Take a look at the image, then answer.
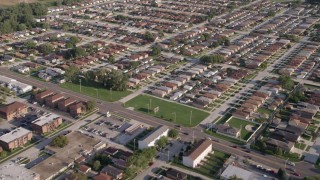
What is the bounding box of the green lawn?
[227,118,258,140]
[60,80,131,102]
[307,125,318,133]
[257,108,273,115]
[124,95,209,127]
[173,150,230,178]
[205,130,245,145]
[294,143,306,150]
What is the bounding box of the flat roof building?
[31,131,103,180]
[31,113,63,134]
[221,165,258,180]
[0,162,40,180]
[138,125,169,149]
[183,139,213,168]
[0,127,32,151]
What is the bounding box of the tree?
[277,168,288,180]
[278,75,294,90]
[39,43,54,55]
[152,45,161,56]
[108,55,115,64]
[200,54,224,64]
[267,10,276,17]
[25,41,37,49]
[275,147,283,156]
[168,129,179,139]
[103,70,128,91]
[74,47,86,58]
[93,153,112,166]
[155,136,168,149]
[50,135,68,148]
[86,100,96,112]
[92,160,101,171]
[64,66,80,82]
[69,36,80,47]
[144,31,155,42]
[129,61,140,69]
[260,62,268,69]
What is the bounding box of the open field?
[124,95,210,127]
[60,80,132,102]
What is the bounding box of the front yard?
[227,117,259,140]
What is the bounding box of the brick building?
[0,127,32,151]
[0,101,28,121]
[31,114,63,134]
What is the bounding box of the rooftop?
[0,127,31,143]
[139,125,169,144]
[31,131,101,179]
[31,113,61,126]
[221,165,259,180]
[0,101,27,114]
[184,139,212,160]
[0,162,39,180]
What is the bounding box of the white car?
[287,161,295,167]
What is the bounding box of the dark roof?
[165,168,187,180]
[101,165,123,178]
[266,138,294,152]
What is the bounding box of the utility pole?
[133,139,136,151]
[110,88,112,101]
[79,79,82,92]
[189,110,192,126]
[172,112,176,123]
[147,104,150,113]
[149,99,152,110]
[167,150,170,162]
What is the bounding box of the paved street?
[1,68,319,177]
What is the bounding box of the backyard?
[60,80,132,102]
[227,117,259,140]
[124,95,209,127]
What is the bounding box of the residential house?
[101,165,123,180]
[165,168,187,180]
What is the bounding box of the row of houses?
[279,43,319,77]
[34,90,87,117]
[233,87,273,120]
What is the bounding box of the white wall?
[138,129,169,149]
[182,144,213,168]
